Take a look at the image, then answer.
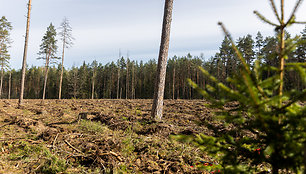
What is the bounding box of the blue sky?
[1,0,305,69]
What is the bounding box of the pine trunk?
[42,68,49,100]
[19,0,31,105]
[135,70,138,99]
[151,0,174,121]
[73,70,78,98]
[117,68,120,99]
[42,52,50,100]
[117,51,121,99]
[0,65,3,98]
[91,68,95,99]
[120,87,122,99]
[8,72,11,99]
[189,66,192,99]
[126,61,129,99]
[172,66,175,100]
[110,72,113,99]
[103,75,106,98]
[59,35,66,99]
[279,1,285,97]
[132,63,135,99]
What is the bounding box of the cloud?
[2,0,306,69]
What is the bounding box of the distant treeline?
[1,29,305,99]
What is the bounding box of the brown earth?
[0,99,217,174]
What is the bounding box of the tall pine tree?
[0,16,12,98]
[19,0,32,105]
[38,23,58,100]
[58,17,74,99]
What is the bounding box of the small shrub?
[38,155,68,174]
[79,120,106,134]
[8,141,68,174]
[9,141,43,160]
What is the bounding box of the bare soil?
[0,99,216,174]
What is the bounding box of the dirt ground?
[0,99,217,174]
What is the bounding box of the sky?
[0,0,305,69]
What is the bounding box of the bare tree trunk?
[43,67,49,100]
[0,65,3,98]
[73,70,78,98]
[42,52,50,100]
[151,0,174,122]
[117,68,120,99]
[126,57,129,99]
[222,59,226,82]
[132,62,135,99]
[110,72,114,99]
[8,72,11,99]
[189,65,192,99]
[91,68,95,99]
[183,84,186,99]
[117,50,121,99]
[19,0,31,105]
[135,69,138,99]
[15,85,18,98]
[172,66,175,100]
[59,36,66,99]
[120,87,122,99]
[196,69,199,85]
[168,81,171,99]
[103,75,106,98]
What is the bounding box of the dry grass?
[0,99,214,173]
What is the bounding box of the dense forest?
[0,27,305,100]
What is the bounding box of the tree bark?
[131,62,135,99]
[117,68,120,99]
[59,35,66,99]
[8,71,11,99]
[73,70,78,98]
[188,65,192,99]
[19,0,31,105]
[126,58,129,99]
[151,0,174,122]
[42,67,48,100]
[42,51,50,100]
[117,50,121,99]
[0,65,3,98]
[110,72,114,99]
[120,87,122,99]
[172,66,175,100]
[279,0,285,98]
[91,67,95,99]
